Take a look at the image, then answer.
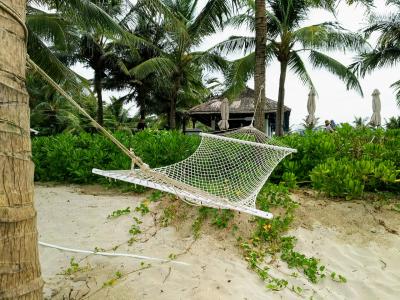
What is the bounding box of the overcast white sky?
[74,0,399,128]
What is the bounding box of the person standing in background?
[325,120,334,132]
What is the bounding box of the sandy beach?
[35,184,400,300]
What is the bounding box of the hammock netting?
[26,58,295,220]
[93,126,296,219]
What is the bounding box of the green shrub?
[32,130,200,184]
[310,158,399,199]
[32,127,399,197]
[273,126,400,195]
[280,172,297,189]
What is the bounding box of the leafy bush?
[386,116,400,129]
[33,126,399,197]
[274,125,400,195]
[32,130,200,184]
[310,158,398,199]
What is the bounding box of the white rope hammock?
[93,126,296,219]
[28,59,296,220]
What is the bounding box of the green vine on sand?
[239,183,346,291]
[107,207,131,219]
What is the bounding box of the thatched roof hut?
[188,87,291,135]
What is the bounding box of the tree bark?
[0,0,44,298]
[276,60,288,136]
[169,78,180,130]
[136,85,146,119]
[169,96,176,129]
[140,108,146,120]
[254,0,267,131]
[94,69,104,126]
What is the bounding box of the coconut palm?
[352,0,400,106]
[353,116,369,128]
[27,0,160,126]
[26,0,145,86]
[386,116,400,129]
[251,0,336,131]
[0,1,154,296]
[127,0,237,129]
[254,0,267,131]
[28,74,98,134]
[0,0,44,297]
[215,0,365,135]
[103,7,168,121]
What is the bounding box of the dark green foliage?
[33,127,399,198]
[311,158,398,199]
[32,129,200,184]
[273,125,400,197]
[386,116,400,129]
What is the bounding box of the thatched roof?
[189,87,291,115]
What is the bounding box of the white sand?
[35,185,400,299]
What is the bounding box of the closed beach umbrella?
[305,88,316,126]
[370,89,381,127]
[218,98,230,130]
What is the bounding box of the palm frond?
[309,50,363,96]
[129,57,175,80]
[28,28,90,94]
[294,22,367,52]
[390,79,400,107]
[35,0,151,49]
[224,52,255,99]
[288,52,315,89]
[210,36,256,55]
[364,10,400,46]
[351,46,400,75]
[26,8,75,51]
[225,4,255,31]
[306,0,336,12]
[191,51,228,72]
[189,0,241,39]
[268,0,309,30]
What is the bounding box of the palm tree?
[254,0,267,131]
[78,33,119,126]
[26,0,154,126]
[352,0,400,106]
[353,116,369,128]
[28,74,97,134]
[0,1,43,298]
[0,1,148,296]
[386,116,400,129]
[216,0,365,135]
[104,7,168,121]
[130,0,236,129]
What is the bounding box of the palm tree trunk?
[169,97,176,129]
[0,0,43,298]
[254,0,267,131]
[276,60,288,136]
[169,78,180,130]
[137,85,146,119]
[140,108,146,119]
[94,69,104,125]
